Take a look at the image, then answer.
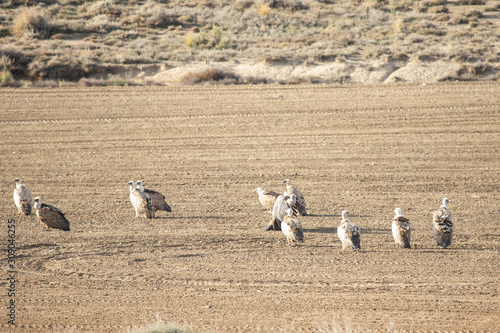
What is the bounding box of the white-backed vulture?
[337,210,361,250]
[33,197,70,231]
[13,178,33,215]
[433,198,453,248]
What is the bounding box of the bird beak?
[253,188,257,192]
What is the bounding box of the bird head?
[341,210,350,222]
[394,208,403,218]
[282,179,291,185]
[441,197,451,208]
[253,187,262,193]
[14,178,21,187]
[33,197,41,209]
[285,194,296,207]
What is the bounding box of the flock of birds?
[253,179,454,249]
[13,177,454,249]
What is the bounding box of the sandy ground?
[0,82,499,332]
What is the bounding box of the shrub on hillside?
[185,24,231,50]
[11,7,53,38]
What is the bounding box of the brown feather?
[36,203,70,231]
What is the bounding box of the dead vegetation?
[0,0,498,86]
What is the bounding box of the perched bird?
[392,208,411,249]
[136,180,172,213]
[263,194,297,231]
[253,187,280,213]
[433,198,453,248]
[337,210,361,250]
[13,178,33,215]
[33,197,70,231]
[128,181,154,219]
[282,179,307,216]
[281,208,304,246]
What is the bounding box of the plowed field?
[0,82,499,332]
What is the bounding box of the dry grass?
[179,67,238,85]
[11,7,53,38]
[0,0,498,85]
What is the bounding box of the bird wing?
[259,191,279,211]
[145,189,171,212]
[38,204,70,231]
[395,216,411,231]
[263,190,280,197]
[433,207,452,222]
[272,195,289,223]
[143,188,165,199]
[349,222,360,236]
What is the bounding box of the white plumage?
[433,198,453,248]
[13,178,33,215]
[337,210,361,250]
[392,208,411,248]
[128,181,154,219]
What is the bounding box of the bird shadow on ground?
[304,227,335,234]
[304,214,337,217]
[363,228,391,235]
[306,213,374,219]
[18,242,57,250]
[154,216,228,220]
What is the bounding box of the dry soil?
[0,82,499,332]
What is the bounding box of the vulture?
[136,180,172,213]
[128,181,154,219]
[282,179,307,216]
[433,198,453,248]
[33,197,70,231]
[13,178,33,215]
[337,210,361,250]
[253,187,280,213]
[263,194,297,231]
[392,208,411,248]
[281,208,304,246]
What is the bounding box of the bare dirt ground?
[0,82,499,332]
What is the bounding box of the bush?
[185,24,231,50]
[0,70,13,87]
[256,2,271,16]
[180,67,238,85]
[11,7,52,38]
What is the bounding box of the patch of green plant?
[185,24,231,50]
[0,70,13,87]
